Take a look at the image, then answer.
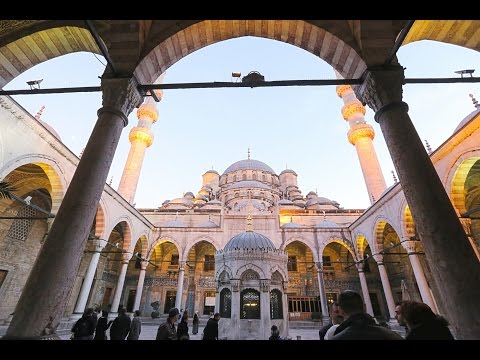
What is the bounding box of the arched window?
[240,288,260,319]
[220,288,232,318]
[262,174,266,182]
[233,175,237,182]
[252,172,257,180]
[270,289,283,319]
[242,173,247,180]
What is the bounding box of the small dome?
[316,220,339,228]
[454,109,480,133]
[279,169,297,176]
[40,121,62,140]
[278,198,294,205]
[184,192,195,199]
[223,159,276,175]
[224,231,276,251]
[306,191,317,197]
[205,169,219,175]
[197,218,219,228]
[282,221,303,228]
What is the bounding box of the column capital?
[260,279,270,292]
[92,238,107,252]
[355,261,365,272]
[231,279,240,292]
[140,260,149,270]
[315,262,323,272]
[354,65,405,114]
[99,76,143,126]
[372,253,384,264]
[402,240,418,254]
[121,252,131,264]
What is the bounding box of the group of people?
[71,307,142,340]
[155,308,221,340]
[318,290,454,340]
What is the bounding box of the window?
[170,254,179,265]
[322,256,332,267]
[6,206,36,241]
[242,173,246,180]
[270,289,283,319]
[252,172,257,180]
[262,174,266,181]
[326,292,338,305]
[233,175,237,182]
[203,255,215,271]
[287,256,297,271]
[220,288,231,318]
[241,289,260,319]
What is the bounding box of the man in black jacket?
[202,313,221,340]
[331,290,403,340]
[319,302,340,340]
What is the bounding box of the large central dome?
[222,159,276,175]
[224,231,276,251]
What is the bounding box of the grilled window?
[220,288,232,318]
[270,289,283,319]
[240,289,260,319]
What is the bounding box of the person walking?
[400,301,454,340]
[109,307,131,340]
[202,313,221,340]
[156,307,179,340]
[319,302,340,340]
[127,310,142,340]
[71,307,97,340]
[177,310,190,340]
[94,310,113,340]
[192,311,199,335]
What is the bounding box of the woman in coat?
[177,310,190,340]
[192,311,199,335]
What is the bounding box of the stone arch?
[185,235,221,255]
[402,203,416,241]
[106,217,133,253]
[269,265,287,283]
[0,24,100,88]
[447,152,480,215]
[235,263,266,279]
[0,155,66,215]
[282,237,318,262]
[131,234,149,261]
[319,238,356,260]
[215,266,233,282]
[147,236,181,260]
[134,20,366,85]
[94,199,107,240]
[355,234,371,260]
[373,217,402,253]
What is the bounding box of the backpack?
[73,317,90,337]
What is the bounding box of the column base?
[69,313,83,321]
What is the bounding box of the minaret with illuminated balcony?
[118,84,161,204]
[336,73,386,204]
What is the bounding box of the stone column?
[356,262,374,316]
[5,76,142,339]
[260,280,271,340]
[71,238,107,318]
[110,253,131,315]
[402,241,438,312]
[356,65,480,339]
[372,254,396,320]
[133,260,148,312]
[315,263,329,321]
[174,262,186,310]
[230,280,240,340]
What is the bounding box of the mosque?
[0,20,479,340]
[1,79,479,339]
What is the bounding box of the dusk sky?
[4,36,480,209]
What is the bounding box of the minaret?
[335,71,386,204]
[117,75,163,203]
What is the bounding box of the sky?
[3,36,480,210]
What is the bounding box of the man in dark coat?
[330,290,403,340]
[202,313,221,340]
[109,307,131,340]
[400,301,454,340]
[127,310,142,340]
[71,307,97,340]
[156,307,179,340]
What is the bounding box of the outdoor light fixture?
[232,72,241,78]
[26,79,43,89]
[455,69,475,78]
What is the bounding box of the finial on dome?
[247,147,250,160]
[246,213,254,232]
[470,93,480,109]
[323,210,326,222]
[35,105,45,120]
[109,176,113,186]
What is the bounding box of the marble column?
[356,65,480,338]
[174,262,185,310]
[230,280,240,340]
[260,280,271,340]
[315,263,329,320]
[403,241,438,313]
[110,253,131,315]
[373,254,396,320]
[133,260,148,312]
[5,76,142,339]
[71,238,108,318]
[356,262,374,316]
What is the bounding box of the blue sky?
[4,37,480,209]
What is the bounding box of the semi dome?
[223,159,276,175]
[225,180,271,190]
[224,231,276,251]
[316,220,339,228]
[453,109,480,133]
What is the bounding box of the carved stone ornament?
[231,279,240,292]
[100,77,143,124]
[354,65,405,113]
